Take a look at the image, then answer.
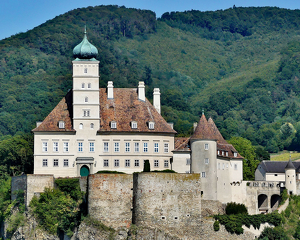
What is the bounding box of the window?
[58,121,65,129]
[53,142,59,152]
[104,159,109,167]
[201,172,206,178]
[63,142,69,152]
[226,163,229,168]
[114,159,119,167]
[218,163,220,169]
[148,121,155,129]
[186,158,190,165]
[85,97,88,102]
[217,150,220,155]
[82,83,85,88]
[84,68,87,73]
[164,160,169,168]
[53,159,59,167]
[226,151,228,156]
[114,142,119,152]
[83,110,90,117]
[78,142,83,152]
[79,123,83,129]
[42,142,48,152]
[104,142,109,152]
[125,142,130,152]
[154,160,159,167]
[125,159,130,167]
[164,143,169,153]
[88,83,91,88]
[205,158,209,164]
[223,163,225,170]
[90,123,94,129]
[111,121,117,129]
[154,142,159,153]
[205,143,209,150]
[143,142,148,152]
[43,159,48,167]
[234,164,238,170]
[89,142,94,152]
[64,159,69,167]
[222,151,224,155]
[134,142,139,152]
[134,159,139,167]
[131,121,137,129]
[234,152,237,157]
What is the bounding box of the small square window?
[64,159,69,167]
[58,121,65,129]
[186,158,190,165]
[154,160,159,167]
[148,122,155,129]
[104,159,109,167]
[204,143,209,150]
[53,159,59,167]
[114,142,119,152]
[131,121,137,129]
[154,142,159,153]
[125,159,130,167]
[164,160,169,168]
[83,110,90,117]
[205,158,209,164]
[201,172,206,178]
[43,159,48,167]
[134,159,139,167]
[114,159,119,167]
[111,121,117,129]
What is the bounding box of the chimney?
[107,81,114,99]
[153,88,161,114]
[138,81,145,101]
[193,122,198,132]
[167,122,174,129]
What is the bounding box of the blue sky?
[1,0,300,40]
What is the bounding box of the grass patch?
[270,151,300,161]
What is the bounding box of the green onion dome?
[73,28,98,60]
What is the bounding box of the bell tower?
[72,28,100,132]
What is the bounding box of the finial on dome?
[202,109,204,115]
[73,26,98,60]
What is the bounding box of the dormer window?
[131,121,137,129]
[58,121,65,129]
[226,151,228,157]
[234,152,237,157]
[111,121,117,129]
[148,121,155,129]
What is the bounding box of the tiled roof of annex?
[32,88,176,134]
[174,137,190,151]
[191,113,243,159]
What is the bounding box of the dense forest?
[1,5,300,175]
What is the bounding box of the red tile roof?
[174,137,190,151]
[33,88,176,135]
[191,114,215,140]
[32,91,74,132]
[98,88,176,134]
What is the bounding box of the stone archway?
[80,165,90,177]
[258,194,268,210]
[271,194,281,209]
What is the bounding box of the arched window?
[90,123,94,129]
[79,123,83,129]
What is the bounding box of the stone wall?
[133,172,201,239]
[201,200,225,217]
[11,174,54,208]
[88,174,133,229]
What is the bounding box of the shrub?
[294,221,300,239]
[225,202,248,215]
[280,189,288,206]
[55,178,84,201]
[259,226,288,240]
[96,170,126,174]
[213,220,220,231]
[152,169,177,173]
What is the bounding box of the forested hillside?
[1,5,300,171]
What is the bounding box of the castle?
[10,29,300,238]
